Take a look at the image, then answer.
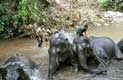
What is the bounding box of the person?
[76,24,88,36]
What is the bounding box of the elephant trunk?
[48,48,59,80]
[76,44,92,73]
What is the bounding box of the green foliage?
[100,0,123,12]
[0,0,49,39]
[0,1,15,39]
[15,0,40,24]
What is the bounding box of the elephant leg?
[89,58,108,77]
[77,52,107,76]
[69,49,79,72]
[91,58,108,76]
[48,53,59,80]
[91,65,107,77]
[94,48,111,67]
[90,49,110,76]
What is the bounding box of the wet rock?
[55,0,61,4]
[103,11,123,23]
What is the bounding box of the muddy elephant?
[0,67,7,80]
[117,38,123,53]
[0,66,31,80]
[73,36,123,75]
[0,54,41,80]
[48,30,78,80]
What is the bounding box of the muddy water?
[0,24,123,80]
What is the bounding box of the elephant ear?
[83,37,91,48]
[88,37,95,48]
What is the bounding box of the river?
[0,23,123,80]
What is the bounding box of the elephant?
[89,36,123,61]
[117,38,123,53]
[48,30,78,80]
[0,54,41,80]
[0,67,7,80]
[73,36,123,75]
[0,66,30,80]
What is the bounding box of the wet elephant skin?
[117,38,123,53]
[73,36,123,75]
[48,32,78,80]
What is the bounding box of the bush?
[100,0,123,12]
[0,0,49,39]
[0,1,16,39]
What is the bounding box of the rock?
[55,0,61,4]
[103,11,123,23]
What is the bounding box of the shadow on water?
[0,23,123,80]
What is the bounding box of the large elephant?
[73,36,123,75]
[117,38,123,53]
[48,30,78,80]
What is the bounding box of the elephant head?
[73,36,108,75]
[0,64,30,80]
[73,36,92,72]
[48,35,70,80]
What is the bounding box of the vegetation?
[0,0,49,39]
[1,0,123,39]
[100,0,123,11]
